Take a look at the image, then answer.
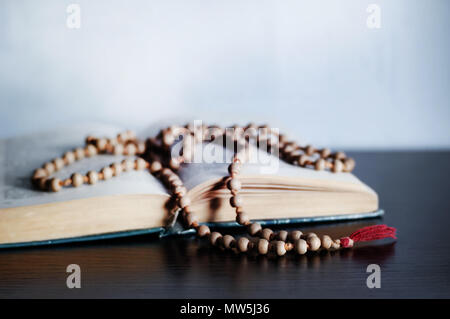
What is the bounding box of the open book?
[0,124,381,248]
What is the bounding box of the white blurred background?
[0,0,449,149]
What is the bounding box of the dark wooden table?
[1,151,449,298]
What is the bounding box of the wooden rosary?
[31,123,396,256]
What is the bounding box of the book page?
[178,142,364,190]
[0,124,168,209]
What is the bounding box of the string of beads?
[32,123,362,256]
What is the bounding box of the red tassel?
[340,225,397,248]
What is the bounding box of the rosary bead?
[277,230,288,242]
[122,159,134,171]
[343,158,355,172]
[135,158,147,170]
[331,240,341,249]
[258,238,269,255]
[210,232,222,246]
[179,196,191,208]
[321,148,331,158]
[101,167,113,180]
[174,186,187,197]
[335,151,346,160]
[169,158,180,170]
[163,133,175,147]
[71,173,84,187]
[33,168,47,180]
[50,178,62,192]
[74,147,85,160]
[306,232,318,239]
[223,235,235,249]
[305,145,315,156]
[230,194,243,208]
[111,163,122,176]
[113,144,124,155]
[321,235,333,250]
[333,159,344,173]
[85,144,98,157]
[197,225,211,237]
[137,142,146,154]
[227,178,241,192]
[150,161,162,173]
[295,239,308,254]
[236,212,250,225]
[125,143,137,156]
[307,236,321,251]
[237,237,250,252]
[261,228,273,241]
[297,155,308,166]
[289,230,303,242]
[87,171,98,184]
[274,241,287,256]
[248,222,262,236]
[43,162,55,175]
[228,163,240,176]
[184,212,198,227]
[96,138,107,151]
[53,158,64,171]
[63,151,75,164]
[37,178,48,190]
[315,158,326,171]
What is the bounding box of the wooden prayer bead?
[53,158,64,171]
[113,144,124,155]
[50,178,62,192]
[197,225,210,237]
[96,138,107,151]
[295,239,308,254]
[33,168,47,180]
[184,212,198,227]
[230,194,243,208]
[315,158,326,171]
[258,239,269,255]
[150,161,162,173]
[321,235,332,249]
[111,163,122,176]
[333,159,344,173]
[305,145,315,156]
[43,162,55,175]
[209,232,222,246]
[85,144,98,157]
[261,228,273,241]
[135,158,147,170]
[289,230,302,242]
[87,171,98,184]
[125,143,137,156]
[63,151,75,164]
[277,230,288,242]
[307,236,321,251]
[344,158,355,172]
[274,241,287,256]
[122,159,134,171]
[321,148,331,158]
[71,173,84,187]
[236,212,250,225]
[179,196,191,208]
[74,147,85,160]
[101,167,113,180]
[227,178,241,192]
[248,222,262,236]
[223,235,235,249]
[237,237,250,252]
